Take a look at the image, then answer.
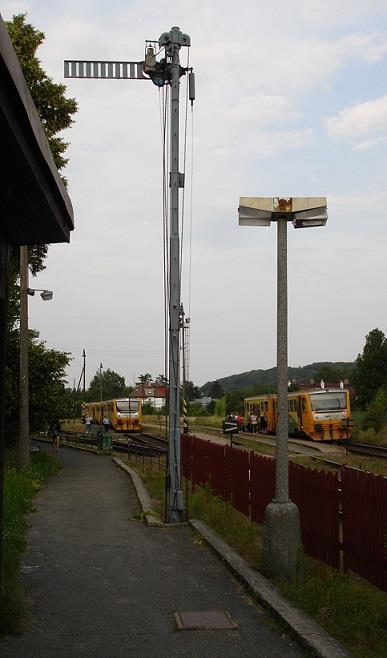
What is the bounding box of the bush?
[1,450,60,633]
[187,403,209,417]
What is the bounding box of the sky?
[2,0,387,389]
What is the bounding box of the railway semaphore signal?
[65,27,195,523]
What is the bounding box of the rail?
[347,442,387,460]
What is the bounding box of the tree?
[4,15,78,459]
[28,343,71,431]
[6,13,77,287]
[352,329,387,407]
[4,331,71,441]
[86,369,128,402]
[314,364,352,386]
[6,14,77,173]
[185,380,200,401]
[155,374,168,386]
[138,373,152,384]
[208,380,224,399]
[214,397,227,418]
[363,384,387,433]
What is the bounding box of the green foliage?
[189,484,262,568]
[314,364,352,384]
[3,15,78,444]
[278,564,387,658]
[28,342,71,430]
[138,373,152,384]
[187,402,209,417]
[86,368,128,402]
[1,450,60,632]
[142,402,156,415]
[225,390,244,414]
[185,380,200,401]
[353,329,387,408]
[207,379,224,398]
[362,385,387,433]
[4,330,71,441]
[213,396,226,418]
[6,14,78,172]
[5,13,78,303]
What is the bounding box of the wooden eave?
[0,13,74,245]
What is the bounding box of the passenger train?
[244,388,353,441]
[83,398,142,432]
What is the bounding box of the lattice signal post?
[65,27,195,523]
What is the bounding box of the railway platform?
[0,442,308,658]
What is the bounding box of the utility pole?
[19,245,30,469]
[65,26,194,524]
[77,348,86,393]
[82,348,86,393]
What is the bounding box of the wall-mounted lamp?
[27,288,53,301]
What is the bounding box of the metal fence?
[181,434,387,593]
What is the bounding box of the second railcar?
[244,388,353,441]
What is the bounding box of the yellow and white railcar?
[244,389,353,441]
[83,398,142,432]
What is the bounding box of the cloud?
[326,94,387,149]
[225,93,300,124]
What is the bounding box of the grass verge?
[1,449,60,634]
[130,456,387,658]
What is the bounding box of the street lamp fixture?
[238,196,327,227]
[27,288,54,301]
[238,196,327,579]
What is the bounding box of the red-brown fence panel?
[341,467,387,592]
[204,440,226,498]
[189,437,211,489]
[181,433,192,481]
[290,463,340,568]
[224,445,250,516]
[250,454,275,524]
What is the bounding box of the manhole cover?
[174,610,238,630]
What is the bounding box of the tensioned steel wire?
[159,84,170,395]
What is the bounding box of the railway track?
[113,432,167,457]
[347,442,387,460]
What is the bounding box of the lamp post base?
[262,499,302,580]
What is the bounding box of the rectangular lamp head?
[292,205,327,228]
[238,205,271,226]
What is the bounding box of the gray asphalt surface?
[0,444,305,657]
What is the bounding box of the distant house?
[131,382,168,409]
[191,397,212,408]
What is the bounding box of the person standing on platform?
[102,416,110,432]
[251,413,257,434]
[51,422,60,452]
[85,415,92,434]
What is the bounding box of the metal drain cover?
[174,610,238,630]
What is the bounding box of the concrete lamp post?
[19,243,54,469]
[238,196,327,579]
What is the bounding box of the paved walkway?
[1,444,305,657]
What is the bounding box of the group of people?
[226,412,244,433]
[84,415,110,433]
[247,412,268,434]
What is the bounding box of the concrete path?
[0,444,304,657]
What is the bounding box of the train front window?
[309,392,347,412]
[117,401,139,413]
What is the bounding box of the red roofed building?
[131,382,168,409]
